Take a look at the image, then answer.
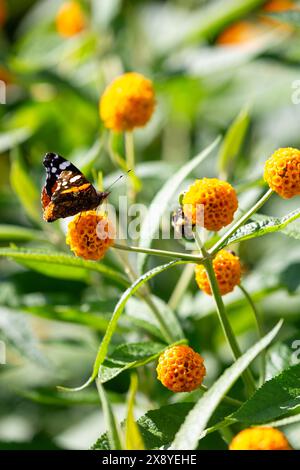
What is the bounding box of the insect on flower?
[41,153,110,223]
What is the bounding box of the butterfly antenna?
[106,170,132,191]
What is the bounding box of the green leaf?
[170,321,282,450]
[22,305,115,332]
[265,340,297,380]
[0,128,32,153]
[0,247,129,286]
[20,388,100,406]
[59,260,185,392]
[0,225,46,243]
[125,374,145,450]
[219,209,300,249]
[232,364,300,425]
[138,137,220,273]
[92,403,194,450]
[98,341,181,384]
[96,380,123,450]
[218,107,249,178]
[10,149,41,225]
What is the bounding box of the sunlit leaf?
[96,380,123,450]
[125,374,145,450]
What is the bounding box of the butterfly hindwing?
[42,153,109,222]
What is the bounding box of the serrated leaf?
[10,149,41,225]
[125,374,145,450]
[138,137,220,273]
[0,247,129,286]
[232,363,300,425]
[218,107,249,178]
[59,260,185,392]
[220,209,300,249]
[170,321,282,450]
[98,341,180,384]
[0,225,46,243]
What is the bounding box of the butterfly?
[41,153,110,223]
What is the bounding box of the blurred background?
[0,0,300,449]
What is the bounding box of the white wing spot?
[70,175,81,183]
[51,167,57,173]
[59,161,70,170]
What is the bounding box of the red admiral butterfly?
[41,153,110,222]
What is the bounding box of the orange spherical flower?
[182,178,238,232]
[195,250,241,296]
[66,211,115,261]
[217,21,261,45]
[229,427,292,450]
[56,1,86,38]
[264,147,300,199]
[263,0,296,12]
[0,0,6,27]
[157,345,206,393]
[100,72,155,132]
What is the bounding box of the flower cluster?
[182,178,238,232]
[66,211,115,261]
[156,345,206,393]
[56,1,86,38]
[229,427,292,450]
[195,250,241,296]
[100,72,155,132]
[264,147,300,199]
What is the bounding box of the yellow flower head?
[66,211,115,261]
[229,427,292,450]
[195,249,241,296]
[217,21,261,46]
[56,1,86,38]
[264,147,300,199]
[156,345,206,393]
[100,72,155,132]
[0,0,6,26]
[182,178,238,232]
[263,0,296,12]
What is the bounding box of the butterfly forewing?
[41,153,109,222]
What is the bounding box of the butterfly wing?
[42,153,107,222]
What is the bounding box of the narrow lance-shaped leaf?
[218,208,300,249]
[0,225,46,243]
[218,107,249,179]
[96,380,123,450]
[138,137,220,273]
[170,321,282,450]
[0,247,129,286]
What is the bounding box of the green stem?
[210,189,273,255]
[203,256,256,396]
[125,131,136,205]
[239,284,265,385]
[113,242,204,263]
